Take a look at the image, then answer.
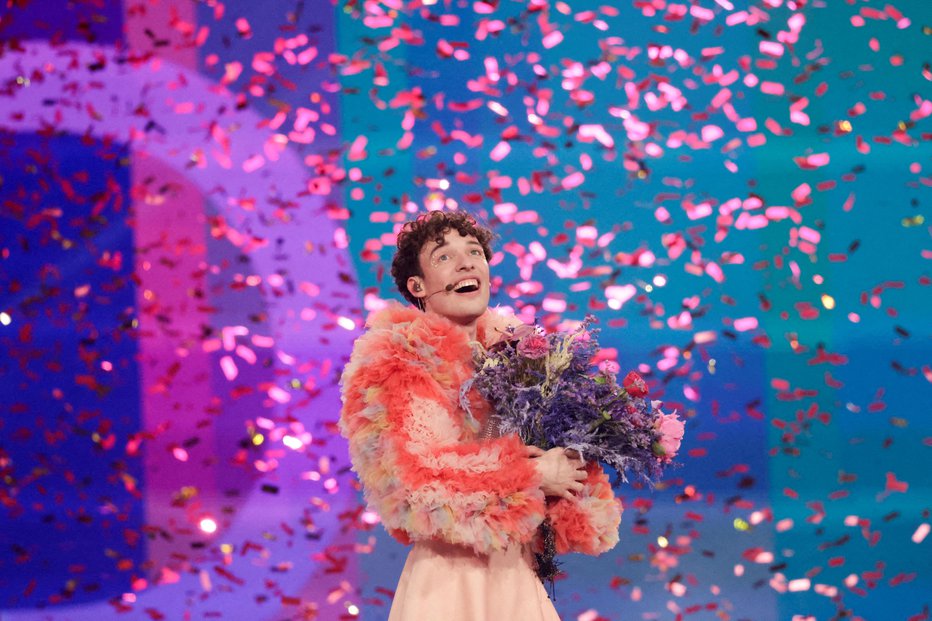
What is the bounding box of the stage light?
[199,517,218,534]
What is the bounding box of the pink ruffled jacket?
[339,303,622,556]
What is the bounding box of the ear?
[407,276,426,299]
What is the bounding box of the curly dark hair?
[391,211,495,308]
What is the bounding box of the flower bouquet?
[463,317,684,485]
[461,316,685,587]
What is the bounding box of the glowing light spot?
[199,517,218,534]
[733,518,750,531]
[0,312,11,326]
[657,536,669,548]
[337,316,357,330]
[821,294,836,309]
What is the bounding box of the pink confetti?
[542,30,563,49]
[347,136,369,162]
[760,41,785,57]
[489,140,511,161]
[912,524,930,544]
[562,171,585,190]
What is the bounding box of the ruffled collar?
[366,302,528,352]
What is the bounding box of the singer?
[339,211,622,620]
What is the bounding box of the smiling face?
[407,229,491,335]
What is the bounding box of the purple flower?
[516,333,550,359]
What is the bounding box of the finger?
[525,445,545,457]
[562,490,576,500]
[563,448,580,460]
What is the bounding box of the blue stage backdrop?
[1,1,929,620]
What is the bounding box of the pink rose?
[622,371,649,397]
[516,333,550,359]
[654,412,685,461]
[483,308,531,346]
[598,360,620,376]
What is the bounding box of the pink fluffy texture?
[340,304,546,554]
[546,462,623,556]
[340,303,621,557]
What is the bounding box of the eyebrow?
[428,239,482,257]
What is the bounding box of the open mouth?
[453,278,480,293]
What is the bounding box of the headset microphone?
[424,284,455,301]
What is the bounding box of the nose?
[456,251,477,271]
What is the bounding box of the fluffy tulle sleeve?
[545,462,622,556]
[339,313,547,555]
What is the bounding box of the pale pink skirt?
[388,540,561,621]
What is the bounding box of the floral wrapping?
[339,303,622,557]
